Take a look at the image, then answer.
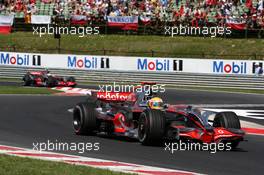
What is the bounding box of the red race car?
[73,83,245,149]
[23,70,77,87]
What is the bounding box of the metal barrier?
[0,65,264,90]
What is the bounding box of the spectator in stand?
[24,2,32,23]
[29,0,36,4]
[42,0,53,4]
[0,0,263,31]
[14,0,23,12]
[55,3,64,15]
[0,3,6,13]
[8,2,15,14]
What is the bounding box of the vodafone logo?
[97,92,130,101]
[218,130,224,134]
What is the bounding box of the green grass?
[0,78,21,82]
[0,86,59,94]
[0,154,131,175]
[1,32,264,59]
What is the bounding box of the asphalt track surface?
[0,84,264,175]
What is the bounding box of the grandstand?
[0,0,263,37]
[0,0,65,18]
[0,0,263,24]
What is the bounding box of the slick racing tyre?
[23,74,33,86]
[46,76,57,87]
[213,112,241,129]
[73,102,98,135]
[67,76,76,87]
[67,76,76,82]
[213,112,241,149]
[138,109,166,145]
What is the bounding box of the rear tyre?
[73,102,98,135]
[213,112,241,149]
[23,74,33,86]
[138,109,166,145]
[67,77,75,82]
[67,77,76,87]
[46,76,57,87]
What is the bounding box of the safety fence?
[0,65,264,90]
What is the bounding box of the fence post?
[245,28,248,39]
[202,52,205,58]
[104,24,108,35]
[151,50,154,57]
[58,38,61,54]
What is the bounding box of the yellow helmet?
[147,97,163,110]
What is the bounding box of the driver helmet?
[147,97,163,110]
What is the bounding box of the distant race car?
[23,70,77,87]
[72,83,245,148]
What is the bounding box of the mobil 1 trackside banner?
[0,51,262,75]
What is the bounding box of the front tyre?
[73,102,98,135]
[213,112,241,149]
[213,112,241,129]
[138,109,166,145]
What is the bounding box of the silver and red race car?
[72,83,245,148]
[23,70,77,87]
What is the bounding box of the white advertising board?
[0,51,262,75]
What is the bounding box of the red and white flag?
[226,18,246,30]
[70,15,87,25]
[0,15,14,34]
[107,16,138,31]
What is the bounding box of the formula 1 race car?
[23,70,77,87]
[72,83,245,148]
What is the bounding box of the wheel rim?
[138,114,147,142]
[73,107,82,132]
[43,79,48,86]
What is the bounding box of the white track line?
[0,144,201,175]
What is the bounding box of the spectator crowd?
[0,0,263,29]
